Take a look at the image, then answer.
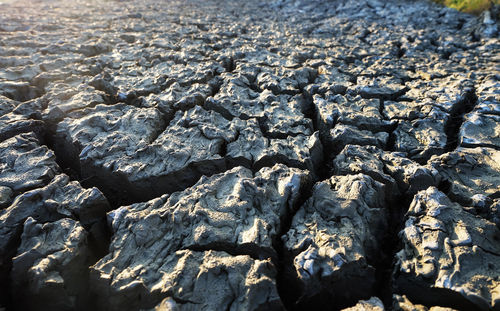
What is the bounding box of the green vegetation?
[434,0,499,14]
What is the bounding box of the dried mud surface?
[0,0,499,310]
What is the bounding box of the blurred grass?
[433,0,499,14]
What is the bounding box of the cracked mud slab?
[0,0,498,310]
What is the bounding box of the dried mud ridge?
[0,0,499,310]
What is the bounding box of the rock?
[394,187,500,311]
[459,112,500,149]
[283,174,387,309]
[428,147,500,207]
[342,297,385,311]
[0,133,59,199]
[91,164,310,310]
[11,217,92,311]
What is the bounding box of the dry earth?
[0,0,499,310]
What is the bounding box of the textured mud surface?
[0,0,499,310]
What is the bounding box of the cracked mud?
[0,0,499,310]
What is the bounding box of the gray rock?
[283,174,387,308]
[11,217,92,311]
[394,187,500,311]
[91,164,310,310]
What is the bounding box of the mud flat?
[0,0,498,310]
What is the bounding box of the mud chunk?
[333,145,397,198]
[404,75,475,114]
[393,119,447,162]
[342,297,385,311]
[333,145,441,198]
[0,133,59,199]
[313,65,353,95]
[313,93,390,133]
[355,76,407,100]
[381,152,441,196]
[227,119,322,173]
[459,112,500,149]
[0,186,13,209]
[327,124,388,152]
[428,147,500,207]
[392,294,457,311]
[11,218,92,311]
[56,103,320,204]
[91,165,309,310]
[394,187,500,311]
[384,101,448,121]
[136,251,282,311]
[260,95,313,138]
[0,174,109,302]
[283,174,387,309]
[0,112,45,143]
